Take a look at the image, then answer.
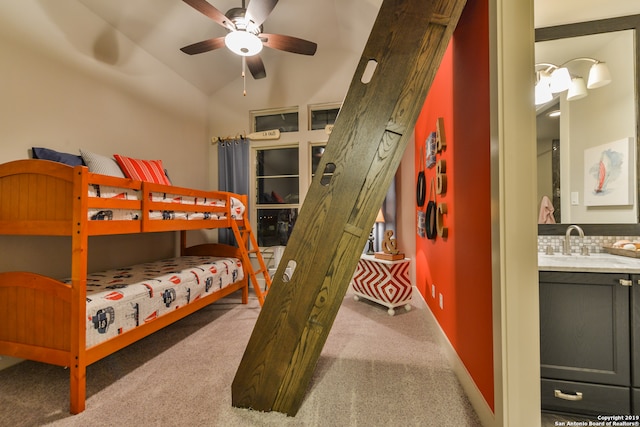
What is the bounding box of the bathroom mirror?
[536,15,640,235]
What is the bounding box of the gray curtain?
[218,137,249,245]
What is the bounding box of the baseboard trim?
[414,287,496,427]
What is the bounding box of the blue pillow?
[32,147,84,167]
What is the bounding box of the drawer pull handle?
[554,389,583,401]
[620,279,632,286]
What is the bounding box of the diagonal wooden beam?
[232,0,468,415]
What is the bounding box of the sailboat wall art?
[584,137,634,206]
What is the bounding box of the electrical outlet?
[431,284,436,298]
[439,293,444,309]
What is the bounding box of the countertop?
[538,252,640,273]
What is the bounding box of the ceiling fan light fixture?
[181,0,316,83]
[225,30,263,56]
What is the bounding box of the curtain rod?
[211,133,247,144]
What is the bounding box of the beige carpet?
[0,288,482,426]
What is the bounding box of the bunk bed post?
[69,166,89,414]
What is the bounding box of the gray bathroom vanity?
[538,253,640,416]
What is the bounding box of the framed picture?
[425,131,437,169]
[583,137,634,206]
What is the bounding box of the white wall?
[562,31,637,223]
[0,8,210,278]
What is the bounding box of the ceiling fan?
[180,0,318,81]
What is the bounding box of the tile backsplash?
[537,235,640,254]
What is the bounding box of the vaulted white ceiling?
[78,0,387,95]
[0,0,637,98]
[0,0,382,96]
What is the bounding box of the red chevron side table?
[351,254,412,316]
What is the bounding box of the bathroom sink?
[538,252,640,273]
[539,252,611,259]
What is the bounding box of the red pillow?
[113,154,171,185]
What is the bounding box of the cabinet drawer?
[542,379,630,415]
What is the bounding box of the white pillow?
[80,149,126,178]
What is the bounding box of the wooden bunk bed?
[0,159,270,414]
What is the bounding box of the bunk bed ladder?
[231,218,271,306]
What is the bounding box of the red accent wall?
[414,0,493,410]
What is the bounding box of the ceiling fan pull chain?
[242,56,247,96]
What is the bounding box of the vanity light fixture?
[549,66,571,93]
[586,60,612,88]
[535,69,553,105]
[534,57,612,105]
[566,77,588,101]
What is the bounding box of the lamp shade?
[549,67,571,93]
[567,77,588,101]
[225,31,263,56]
[535,80,553,105]
[587,62,612,89]
[375,209,385,223]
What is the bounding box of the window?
[249,104,337,248]
[308,103,341,130]
[255,146,299,246]
[251,107,299,133]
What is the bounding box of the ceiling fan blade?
[246,55,267,79]
[245,0,279,27]
[260,33,317,56]
[180,37,226,55]
[182,0,234,30]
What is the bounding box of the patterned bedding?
[87,184,246,222]
[64,256,244,347]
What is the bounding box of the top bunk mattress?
[88,184,246,222]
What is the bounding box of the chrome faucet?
[563,224,589,256]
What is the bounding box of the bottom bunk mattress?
[64,256,243,348]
